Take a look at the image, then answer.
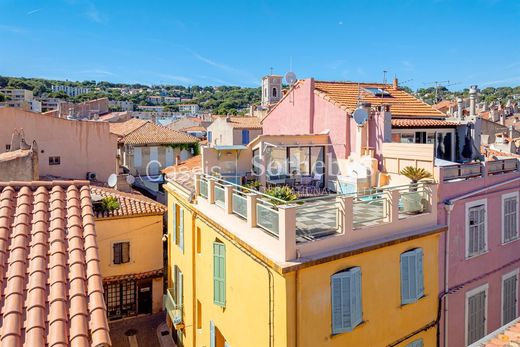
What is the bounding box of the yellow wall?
[166,184,440,347]
[294,233,440,347]
[96,214,164,278]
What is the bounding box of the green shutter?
[213,242,226,306]
[179,207,184,252]
[210,320,215,347]
[172,203,177,244]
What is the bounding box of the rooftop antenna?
[423,80,451,103]
[269,67,274,76]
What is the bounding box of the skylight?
[364,87,391,97]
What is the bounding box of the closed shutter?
[416,248,424,298]
[468,205,486,256]
[401,248,424,304]
[122,242,130,263]
[178,271,183,307]
[406,338,424,347]
[179,208,184,252]
[113,243,122,264]
[242,130,250,145]
[172,203,177,244]
[213,242,226,306]
[331,267,362,334]
[503,274,518,324]
[210,320,215,347]
[504,197,518,242]
[467,290,486,344]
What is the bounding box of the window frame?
[465,199,488,259]
[465,283,488,346]
[502,192,519,244]
[112,241,130,265]
[501,269,519,325]
[48,156,61,166]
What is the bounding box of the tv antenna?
[423,80,458,103]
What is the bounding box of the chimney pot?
[392,78,399,90]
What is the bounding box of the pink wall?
[437,172,520,346]
[0,108,118,181]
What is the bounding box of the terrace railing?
[214,182,225,208]
[231,189,248,219]
[296,199,341,241]
[256,198,279,236]
[439,159,519,182]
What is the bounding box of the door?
[137,279,153,315]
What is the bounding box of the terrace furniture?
[267,174,287,187]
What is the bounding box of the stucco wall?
[437,173,520,346]
[123,144,191,176]
[0,108,118,181]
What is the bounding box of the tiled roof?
[471,317,520,346]
[119,121,199,145]
[0,181,111,347]
[90,186,166,218]
[103,269,163,284]
[314,81,446,118]
[109,118,147,137]
[163,155,201,193]
[213,116,262,129]
[181,126,206,132]
[391,119,459,128]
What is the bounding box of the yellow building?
[164,147,445,347]
[92,186,166,320]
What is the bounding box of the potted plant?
[399,167,432,213]
[265,186,297,205]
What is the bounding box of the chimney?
[500,113,505,126]
[457,97,463,120]
[469,85,478,117]
[509,125,514,139]
[392,78,399,90]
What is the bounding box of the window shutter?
[351,267,362,327]
[172,203,177,244]
[178,271,183,307]
[179,208,184,252]
[210,320,215,347]
[503,274,518,324]
[122,242,130,263]
[331,274,345,334]
[213,242,226,306]
[401,252,413,304]
[406,338,424,347]
[224,342,230,347]
[113,243,121,264]
[415,248,424,298]
[242,130,249,145]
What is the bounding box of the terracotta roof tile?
[102,269,163,284]
[391,118,458,128]
[108,118,147,137]
[163,156,201,193]
[314,81,446,118]
[180,126,206,132]
[212,116,262,129]
[90,186,166,218]
[0,181,111,347]
[117,121,199,145]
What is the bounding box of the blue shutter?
[351,267,362,327]
[415,248,424,299]
[224,342,230,347]
[207,131,212,142]
[210,320,215,347]
[331,267,362,334]
[406,338,423,347]
[179,207,184,252]
[242,130,250,145]
[172,203,177,244]
[401,251,414,304]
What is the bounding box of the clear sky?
[1,0,520,90]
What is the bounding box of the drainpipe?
[442,202,454,347]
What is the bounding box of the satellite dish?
[126,174,135,185]
[107,174,117,188]
[285,71,297,85]
[352,107,369,126]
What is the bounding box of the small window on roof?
[364,87,391,97]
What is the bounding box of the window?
[172,204,184,252]
[400,248,424,305]
[502,270,518,325]
[466,284,488,345]
[405,338,423,347]
[331,267,362,334]
[173,265,183,307]
[5,144,10,151]
[502,193,519,243]
[241,129,250,145]
[207,131,212,143]
[363,87,390,97]
[49,156,61,165]
[113,242,130,264]
[466,200,487,258]
[272,87,277,97]
[213,241,226,307]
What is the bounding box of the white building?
[146,95,181,105]
[0,89,34,102]
[51,85,91,97]
[178,104,199,114]
[109,100,134,111]
[38,98,66,112]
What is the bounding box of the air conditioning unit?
[86,172,97,181]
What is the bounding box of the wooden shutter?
[213,242,226,306]
[416,248,424,298]
[467,290,486,344]
[504,197,518,242]
[242,130,250,145]
[331,267,362,334]
[178,271,183,307]
[113,243,122,264]
[122,242,130,263]
[210,320,215,347]
[503,274,518,324]
[172,203,177,244]
[477,205,486,252]
[179,208,184,252]
[401,251,415,304]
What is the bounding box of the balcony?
[438,158,519,182]
[163,288,184,330]
[195,173,438,263]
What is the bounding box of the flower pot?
[401,191,423,214]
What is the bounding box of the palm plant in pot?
[399,167,432,213]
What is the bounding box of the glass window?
[400,133,414,144]
[266,148,287,176]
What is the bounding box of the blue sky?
[1,0,520,90]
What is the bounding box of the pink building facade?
[437,165,520,346]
